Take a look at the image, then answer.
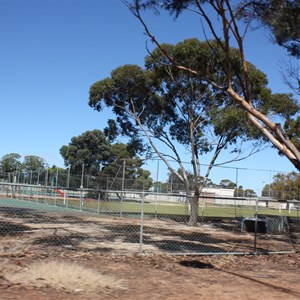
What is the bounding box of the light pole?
[37,169,40,185]
[121,160,126,191]
[120,160,126,217]
[80,163,85,189]
[156,159,160,193]
[65,164,71,206]
[66,165,71,188]
[235,168,239,197]
[268,170,272,198]
[55,168,58,187]
[45,168,48,187]
[80,163,85,209]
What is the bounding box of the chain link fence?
[0,170,149,191]
[0,182,299,256]
[1,167,300,201]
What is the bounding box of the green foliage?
[284,116,300,150]
[134,0,193,16]
[59,129,113,176]
[0,153,22,173]
[60,130,153,189]
[262,171,300,200]
[46,165,68,187]
[219,179,237,189]
[240,0,300,58]
[244,189,257,197]
[100,143,152,190]
[167,169,197,192]
[139,1,300,58]
[89,39,297,176]
[234,187,257,197]
[125,0,300,224]
[104,119,119,142]
[167,169,216,192]
[22,155,47,172]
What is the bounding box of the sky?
[0,0,299,194]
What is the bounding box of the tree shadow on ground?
[217,268,300,298]
[101,224,243,253]
[0,206,294,254]
[0,206,41,218]
[0,220,33,236]
[33,233,88,247]
[0,206,93,225]
[209,218,242,232]
[22,216,259,253]
[30,223,231,253]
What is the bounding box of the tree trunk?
[226,89,300,172]
[188,190,200,226]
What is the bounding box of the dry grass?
[4,260,126,294]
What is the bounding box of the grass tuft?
[6,260,126,293]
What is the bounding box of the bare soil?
[0,206,300,299]
[0,252,300,300]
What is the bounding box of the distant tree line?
[0,129,153,190]
[0,130,259,194]
[262,171,300,200]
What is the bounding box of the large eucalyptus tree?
[89,39,297,225]
[125,0,300,174]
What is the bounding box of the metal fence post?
[139,191,145,253]
[79,193,82,211]
[97,192,100,214]
[234,198,237,217]
[120,160,126,217]
[65,190,68,209]
[253,198,259,254]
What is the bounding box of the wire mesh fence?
[1,166,300,201]
[0,182,299,256]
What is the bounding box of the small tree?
[0,153,22,173]
[219,179,236,189]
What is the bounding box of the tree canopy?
[0,153,22,173]
[59,129,153,190]
[240,1,300,98]
[100,142,153,190]
[240,0,300,58]
[125,0,300,173]
[262,171,300,200]
[22,155,47,172]
[88,38,298,225]
[60,129,113,176]
[219,179,237,189]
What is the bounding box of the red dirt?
[1,252,300,300]
[1,206,299,299]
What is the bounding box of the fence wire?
[0,182,299,256]
[2,168,300,201]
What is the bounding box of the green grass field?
[1,195,299,219]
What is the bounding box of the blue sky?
[0,0,298,193]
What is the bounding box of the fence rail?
[2,169,300,201]
[0,182,299,256]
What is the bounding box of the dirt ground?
[0,252,300,300]
[0,205,300,299]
